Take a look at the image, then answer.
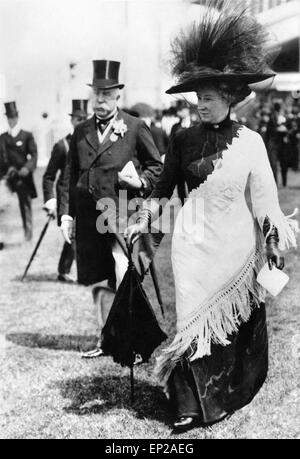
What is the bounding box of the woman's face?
[196,88,230,124]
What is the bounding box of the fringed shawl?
[154,126,299,387]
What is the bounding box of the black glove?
[124,209,152,246]
[263,218,284,271]
[6,167,22,192]
[7,166,18,178]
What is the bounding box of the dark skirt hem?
[168,302,268,424]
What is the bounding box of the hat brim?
[166,73,276,94]
[69,113,89,118]
[87,83,125,90]
[5,111,18,117]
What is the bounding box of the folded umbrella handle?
[127,240,134,266]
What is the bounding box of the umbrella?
[101,242,167,403]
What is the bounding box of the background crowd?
[126,92,300,189]
[1,91,300,253]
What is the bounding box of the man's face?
[71,116,85,129]
[7,116,18,129]
[91,88,120,118]
[197,88,230,124]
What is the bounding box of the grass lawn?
[0,169,299,439]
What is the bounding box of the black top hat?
[69,99,89,118]
[4,101,18,118]
[88,60,124,90]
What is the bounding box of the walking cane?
[21,215,53,281]
[149,260,164,318]
[127,241,135,405]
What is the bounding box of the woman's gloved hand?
[263,217,284,271]
[266,241,284,271]
[124,210,152,246]
[124,222,147,246]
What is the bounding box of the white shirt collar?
[96,109,118,144]
[8,122,21,138]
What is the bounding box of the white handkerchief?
[120,161,139,179]
[257,263,289,297]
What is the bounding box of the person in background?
[265,102,287,185]
[130,103,169,160]
[161,107,180,137]
[43,100,89,282]
[0,102,38,241]
[170,101,194,137]
[257,108,270,144]
[0,137,6,250]
[170,101,197,206]
[287,117,300,172]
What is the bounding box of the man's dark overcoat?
[43,134,72,225]
[59,110,163,285]
[0,130,37,197]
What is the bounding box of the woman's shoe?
[173,417,199,431]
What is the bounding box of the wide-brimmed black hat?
[166,69,276,95]
[166,1,278,96]
[88,60,124,90]
[4,101,18,118]
[69,99,89,118]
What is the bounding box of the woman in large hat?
[126,0,299,430]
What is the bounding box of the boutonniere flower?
[16,141,23,147]
[110,119,128,142]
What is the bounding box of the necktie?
[96,115,115,133]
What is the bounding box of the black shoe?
[173,417,200,432]
[0,242,4,250]
[57,274,75,283]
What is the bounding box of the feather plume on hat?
[166,0,279,94]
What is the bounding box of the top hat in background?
[88,60,124,90]
[69,99,89,118]
[4,101,18,118]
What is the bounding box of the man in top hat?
[0,102,38,241]
[59,60,163,357]
[43,99,89,282]
[0,136,7,249]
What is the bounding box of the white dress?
[155,126,298,384]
